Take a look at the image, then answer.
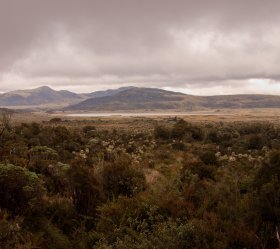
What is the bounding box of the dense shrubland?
[0,114,280,248]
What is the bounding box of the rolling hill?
[83,86,135,99]
[0,86,137,108]
[2,85,280,111]
[0,86,85,107]
[67,87,280,111]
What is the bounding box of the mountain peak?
[34,86,54,92]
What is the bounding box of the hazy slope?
[2,86,280,111]
[0,86,85,107]
[203,94,280,109]
[67,87,204,111]
[0,86,136,108]
[68,88,280,111]
[83,86,135,99]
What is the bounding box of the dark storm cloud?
[1,0,280,94]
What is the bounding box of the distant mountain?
[0,86,137,108]
[204,94,280,109]
[83,86,135,99]
[68,87,280,111]
[68,87,193,111]
[0,86,85,107]
[2,85,280,111]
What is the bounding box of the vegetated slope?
[67,87,280,111]
[67,87,203,111]
[0,86,85,107]
[83,86,135,99]
[204,94,280,108]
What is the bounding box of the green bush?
[102,155,146,199]
[68,163,104,217]
[154,125,171,140]
[199,151,217,165]
[170,120,203,141]
[0,164,45,216]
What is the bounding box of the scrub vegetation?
[0,111,280,248]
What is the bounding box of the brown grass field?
[11,108,280,132]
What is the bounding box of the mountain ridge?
[0,86,84,107]
[1,85,280,110]
[67,87,280,111]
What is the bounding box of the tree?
[68,161,103,216]
[0,110,13,143]
[252,150,280,248]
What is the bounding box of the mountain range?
[0,86,133,109]
[1,85,280,111]
[0,86,83,107]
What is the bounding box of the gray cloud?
[1,0,280,94]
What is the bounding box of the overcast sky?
[1,0,280,95]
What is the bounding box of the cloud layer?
[1,0,280,94]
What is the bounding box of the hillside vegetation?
[68,88,280,111]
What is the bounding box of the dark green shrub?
[199,151,217,165]
[68,163,103,216]
[172,142,186,151]
[154,125,171,140]
[0,164,45,216]
[102,155,146,199]
[83,125,96,134]
[171,120,203,141]
[50,118,62,123]
[247,134,266,150]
